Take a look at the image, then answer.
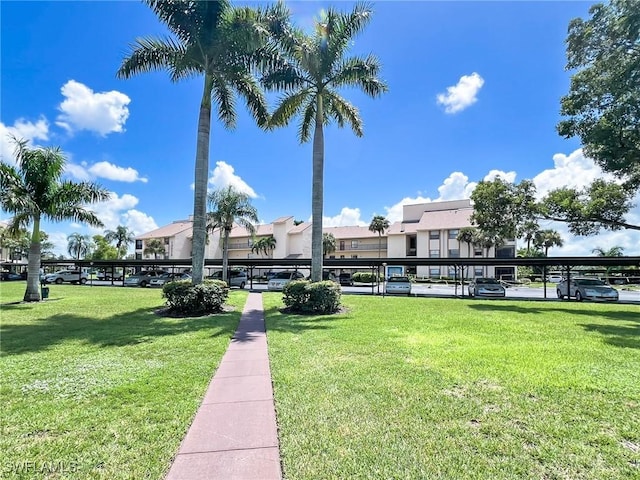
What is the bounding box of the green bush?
[351,272,383,283]
[282,280,341,314]
[162,279,229,315]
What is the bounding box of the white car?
[43,269,88,285]
[557,277,619,302]
[267,271,305,291]
[385,276,412,295]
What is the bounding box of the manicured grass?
[264,294,640,479]
[1,282,247,479]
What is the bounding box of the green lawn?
[1,282,246,479]
[264,294,640,480]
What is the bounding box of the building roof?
[386,221,419,235]
[229,223,274,238]
[137,220,192,239]
[416,208,473,230]
[273,216,293,224]
[289,222,312,234]
[323,225,379,239]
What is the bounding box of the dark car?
[1,271,24,281]
[338,273,354,286]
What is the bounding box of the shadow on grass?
[263,305,336,335]
[468,303,640,349]
[1,307,239,355]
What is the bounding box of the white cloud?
[56,80,130,136]
[64,160,146,183]
[0,117,50,165]
[384,195,433,223]
[438,172,477,200]
[207,161,258,198]
[484,169,517,183]
[87,192,139,233]
[121,210,158,236]
[322,207,367,227]
[436,72,484,114]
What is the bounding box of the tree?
[520,220,540,254]
[534,229,564,256]
[0,139,109,301]
[368,215,390,258]
[67,233,94,260]
[260,235,276,257]
[90,235,120,260]
[105,225,135,258]
[557,0,640,191]
[207,186,258,283]
[263,3,387,281]
[456,227,478,257]
[592,245,625,257]
[322,232,337,258]
[143,238,166,259]
[472,230,505,276]
[118,0,283,284]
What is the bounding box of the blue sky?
[2,1,639,256]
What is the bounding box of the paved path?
[166,292,281,480]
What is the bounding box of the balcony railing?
[228,242,252,250]
[338,243,387,251]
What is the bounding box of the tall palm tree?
[322,232,337,258]
[143,238,166,259]
[368,215,390,258]
[456,227,478,257]
[0,139,109,301]
[105,225,135,258]
[67,233,93,260]
[263,3,387,281]
[118,0,283,284]
[207,186,258,283]
[520,220,540,254]
[534,229,564,256]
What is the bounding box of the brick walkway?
[166,292,281,480]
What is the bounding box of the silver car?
[124,270,167,287]
[267,271,305,291]
[149,272,191,287]
[468,278,506,298]
[557,277,618,302]
[385,276,412,295]
[43,269,88,285]
[207,270,248,289]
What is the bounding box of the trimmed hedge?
[283,280,341,314]
[162,279,229,315]
[351,272,384,283]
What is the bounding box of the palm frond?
[261,65,307,92]
[269,89,311,129]
[210,76,237,129]
[330,55,388,98]
[325,3,374,72]
[117,36,192,80]
[325,91,363,137]
[298,96,317,143]
[231,74,269,128]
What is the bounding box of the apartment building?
[133,199,515,279]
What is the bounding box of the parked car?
[1,271,24,281]
[468,277,506,298]
[546,275,564,283]
[42,269,88,285]
[124,270,167,287]
[207,270,248,289]
[97,268,124,281]
[267,271,305,291]
[385,276,412,295]
[306,271,338,283]
[557,277,619,302]
[338,272,354,286]
[149,272,191,287]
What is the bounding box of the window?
[164,237,170,245]
[429,250,440,258]
[351,255,358,259]
[248,238,253,247]
[495,246,515,258]
[429,267,440,276]
[339,241,345,251]
[329,255,335,259]
[340,255,345,259]
[135,240,143,249]
[474,247,483,256]
[474,267,484,277]
[135,253,142,260]
[429,231,440,240]
[448,229,459,239]
[351,240,358,248]
[448,267,457,277]
[448,249,460,258]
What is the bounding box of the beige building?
[134,199,515,279]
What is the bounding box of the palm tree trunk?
[311,95,325,282]
[378,232,381,258]
[24,218,42,302]
[222,228,230,283]
[191,74,213,285]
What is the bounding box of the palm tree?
[67,233,93,260]
[261,235,276,257]
[118,0,283,284]
[519,220,540,254]
[368,215,390,258]
[263,3,387,281]
[251,237,264,257]
[534,229,564,256]
[143,238,166,259]
[322,232,337,258]
[105,225,135,258]
[207,186,258,283]
[456,227,478,257]
[0,139,109,301]
[473,230,504,277]
[592,246,624,257]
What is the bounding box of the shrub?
[351,272,383,283]
[282,280,341,314]
[162,279,229,315]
